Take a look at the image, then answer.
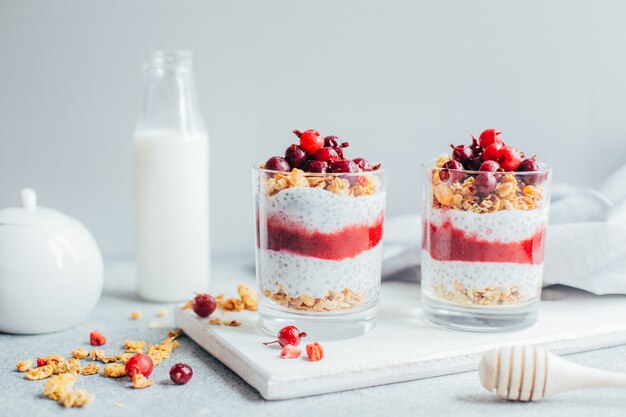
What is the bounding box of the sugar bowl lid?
[0,189,74,226]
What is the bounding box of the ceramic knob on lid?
[0,189,103,334]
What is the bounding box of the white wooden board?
[176,282,626,400]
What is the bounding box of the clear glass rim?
[145,50,193,72]
[252,164,387,176]
[420,158,551,175]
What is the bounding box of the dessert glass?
[253,167,387,339]
[421,160,552,332]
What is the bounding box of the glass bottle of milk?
[134,51,209,301]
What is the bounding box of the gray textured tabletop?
[2,260,626,417]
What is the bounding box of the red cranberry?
[284,144,307,168]
[330,159,358,173]
[478,129,503,148]
[479,160,500,172]
[470,136,483,157]
[125,353,154,378]
[451,144,474,165]
[466,157,483,171]
[482,142,503,161]
[496,146,522,171]
[517,156,545,184]
[323,135,340,148]
[439,160,464,183]
[323,136,349,158]
[263,325,308,347]
[308,160,329,173]
[353,157,373,171]
[294,129,323,155]
[192,293,216,318]
[475,172,497,195]
[264,156,291,172]
[170,363,193,385]
[315,147,340,162]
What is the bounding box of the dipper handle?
[478,345,626,401]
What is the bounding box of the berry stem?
[263,340,279,345]
[292,129,302,138]
[299,332,308,338]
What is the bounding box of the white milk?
[134,130,209,301]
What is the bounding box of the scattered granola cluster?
[263,287,366,312]
[15,328,183,408]
[263,168,381,197]
[432,280,523,306]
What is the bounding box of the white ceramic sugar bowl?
[0,189,103,334]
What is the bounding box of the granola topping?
[431,166,544,213]
[264,168,381,198]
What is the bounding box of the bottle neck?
[137,51,204,134]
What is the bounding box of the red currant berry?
[125,353,154,378]
[439,160,464,183]
[353,158,373,171]
[330,159,359,173]
[263,325,308,347]
[478,129,503,148]
[479,160,500,172]
[308,160,329,173]
[496,146,522,171]
[264,156,291,172]
[295,129,323,155]
[315,147,340,162]
[170,363,193,385]
[284,145,307,168]
[482,142,503,162]
[475,172,497,195]
[192,293,216,318]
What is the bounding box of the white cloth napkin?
[382,165,626,295]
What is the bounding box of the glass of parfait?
[253,129,387,339]
[421,129,552,332]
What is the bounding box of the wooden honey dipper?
[478,345,626,401]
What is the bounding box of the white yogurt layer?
[429,207,549,242]
[421,250,543,298]
[258,244,383,299]
[261,187,386,233]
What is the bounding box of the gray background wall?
[1,0,625,259]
